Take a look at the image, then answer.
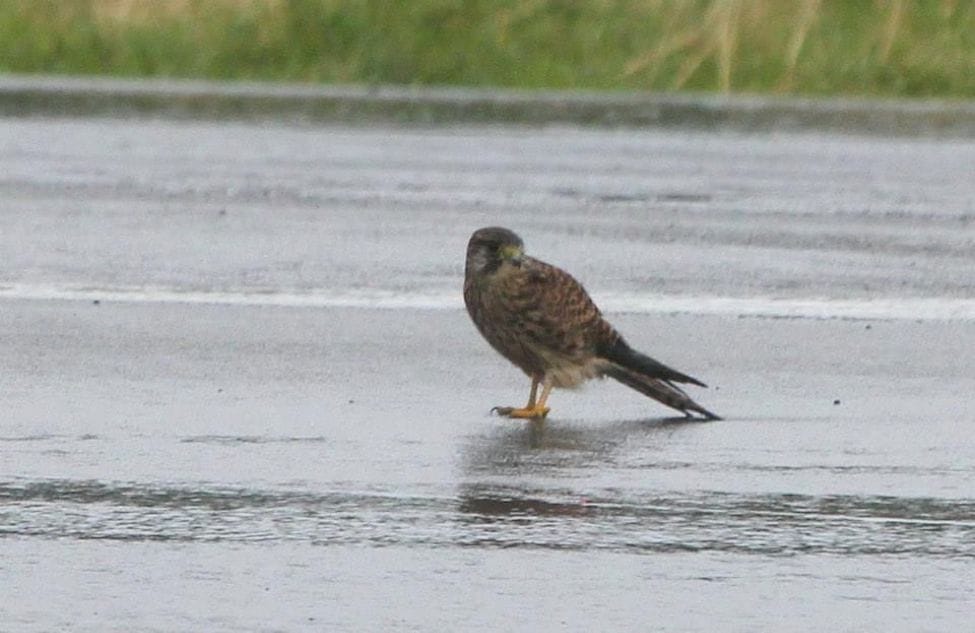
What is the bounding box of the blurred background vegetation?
[1,0,973,98]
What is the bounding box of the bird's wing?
[598,337,707,387]
[505,257,616,358]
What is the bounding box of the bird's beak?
[500,244,523,265]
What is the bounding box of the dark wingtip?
[601,338,709,387]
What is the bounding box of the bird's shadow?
[537,414,714,447]
[461,414,708,477]
[456,415,709,523]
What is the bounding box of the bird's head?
[466,226,525,277]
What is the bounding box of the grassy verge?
[1,0,973,98]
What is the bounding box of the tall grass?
[1,0,973,97]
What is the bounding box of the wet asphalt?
[1,111,974,632]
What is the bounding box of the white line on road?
[2,282,974,321]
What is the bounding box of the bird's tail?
[604,365,721,420]
[599,338,720,420]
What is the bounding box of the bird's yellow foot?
[491,405,550,419]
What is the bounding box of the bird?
[463,226,720,421]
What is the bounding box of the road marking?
[2,282,974,321]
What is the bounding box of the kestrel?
[464,226,720,421]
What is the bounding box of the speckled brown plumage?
[463,226,720,420]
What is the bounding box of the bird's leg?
[492,376,550,419]
[531,381,554,417]
[536,381,552,408]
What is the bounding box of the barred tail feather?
[604,364,721,421]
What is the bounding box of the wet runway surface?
[1,116,974,631]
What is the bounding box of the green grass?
[1,0,974,98]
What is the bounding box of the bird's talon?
[494,405,550,420]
